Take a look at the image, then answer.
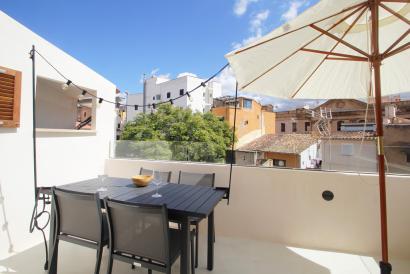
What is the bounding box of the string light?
[61,80,72,90]
[33,48,229,109]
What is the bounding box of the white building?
[0,11,116,259]
[126,74,222,122]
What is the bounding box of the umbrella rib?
[240,4,365,90]
[379,2,410,25]
[325,57,367,61]
[290,6,368,99]
[381,0,410,3]
[309,24,370,57]
[383,28,410,57]
[300,48,368,61]
[384,41,410,58]
[232,1,367,55]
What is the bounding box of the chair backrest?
[52,187,102,243]
[104,198,170,263]
[140,167,172,183]
[178,171,215,187]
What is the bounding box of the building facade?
[211,96,276,148]
[276,98,410,135]
[319,132,378,172]
[384,123,410,174]
[126,75,222,122]
[236,133,319,169]
[0,11,117,259]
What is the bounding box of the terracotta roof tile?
[238,134,318,154]
[321,131,376,140]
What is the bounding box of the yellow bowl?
[131,175,153,187]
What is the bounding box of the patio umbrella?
[225,1,409,273]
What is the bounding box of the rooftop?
[238,133,318,154]
[321,131,376,140]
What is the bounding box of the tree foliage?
[119,104,234,162]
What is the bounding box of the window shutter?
[0,66,22,128]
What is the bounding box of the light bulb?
[62,80,71,90]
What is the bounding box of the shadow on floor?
[0,236,332,274]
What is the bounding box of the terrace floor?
[1,234,409,274]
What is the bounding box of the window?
[407,153,410,163]
[152,96,155,100]
[166,92,171,98]
[292,122,297,132]
[243,99,252,109]
[155,94,161,100]
[337,120,344,131]
[0,66,21,128]
[341,143,354,156]
[243,120,248,126]
[305,122,310,131]
[35,77,96,131]
[180,89,184,96]
[273,159,286,167]
[281,123,286,132]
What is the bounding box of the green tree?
[120,104,234,162]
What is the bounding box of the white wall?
[320,139,377,172]
[105,159,410,260]
[300,143,319,169]
[35,77,80,129]
[126,93,143,122]
[0,11,116,259]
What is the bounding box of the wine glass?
[98,174,108,184]
[151,170,162,198]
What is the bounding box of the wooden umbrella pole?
[370,1,391,273]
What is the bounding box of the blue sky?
[1,0,321,109]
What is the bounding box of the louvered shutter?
[0,66,22,128]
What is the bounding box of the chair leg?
[195,223,199,268]
[50,238,59,274]
[213,222,216,243]
[191,233,195,274]
[106,253,113,274]
[94,244,103,274]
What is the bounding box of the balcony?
[2,157,409,274]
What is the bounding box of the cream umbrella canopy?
[226,1,409,273]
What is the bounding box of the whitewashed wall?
[300,143,319,169]
[320,139,377,172]
[0,11,116,259]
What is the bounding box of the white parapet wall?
[106,158,410,260]
[0,11,116,259]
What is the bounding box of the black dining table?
[47,177,226,274]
